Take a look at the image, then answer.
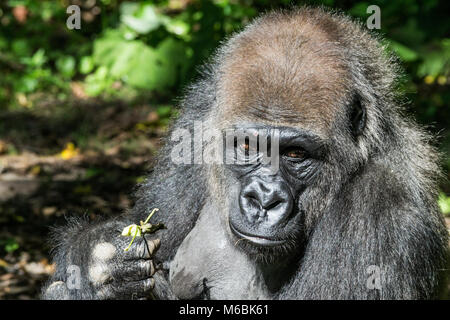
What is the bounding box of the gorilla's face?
[225,124,325,258]
[214,11,357,261]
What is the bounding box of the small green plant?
[1,238,20,253]
[121,208,164,251]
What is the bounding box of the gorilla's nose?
[239,178,293,226]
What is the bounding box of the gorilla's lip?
[229,222,287,247]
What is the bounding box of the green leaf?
[109,41,142,78]
[418,55,445,77]
[124,38,188,90]
[155,38,189,84]
[84,66,112,96]
[120,3,161,34]
[124,45,165,89]
[16,76,38,93]
[163,18,190,37]
[79,56,94,74]
[56,56,76,78]
[11,39,30,56]
[92,30,124,67]
[3,238,19,253]
[387,40,418,62]
[417,41,450,77]
[31,49,47,67]
[156,105,172,118]
[90,29,188,92]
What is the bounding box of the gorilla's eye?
[240,141,255,157]
[284,148,306,160]
[241,142,250,152]
[235,137,257,157]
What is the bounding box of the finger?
[96,277,155,300]
[115,260,156,281]
[117,278,155,300]
[124,238,160,260]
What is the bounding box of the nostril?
[245,195,261,210]
[264,200,282,211]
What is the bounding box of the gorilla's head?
[205,8,390,261]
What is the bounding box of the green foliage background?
[0,0,449,212]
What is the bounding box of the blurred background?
[0,0,448,299]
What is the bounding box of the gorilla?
[42,7,449,300]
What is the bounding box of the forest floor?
[0,98,166,299]
[0,98,449,299]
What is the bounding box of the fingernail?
[150,278,155,289]
[149,261,155,275]
[149,239,160,254]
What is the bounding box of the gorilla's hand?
[43,219,161,300]
[87,235,161,299]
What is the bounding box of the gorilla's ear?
[350,98,366,137]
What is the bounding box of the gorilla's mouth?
[229,222,287,247]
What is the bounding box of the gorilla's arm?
[42,73,216,300]
[279,160,448,300]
